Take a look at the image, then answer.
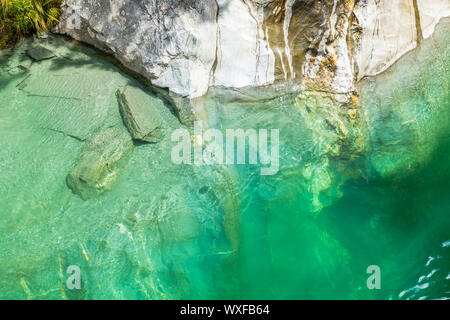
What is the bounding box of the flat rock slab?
[67,127,134,200]
[116,85,167,143]
[26,46,55,61]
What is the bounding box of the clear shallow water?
[0,22,449,300]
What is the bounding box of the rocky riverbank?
[55,0,450,99]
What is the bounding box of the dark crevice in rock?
[209,0,221,86]
[412,0,424,44]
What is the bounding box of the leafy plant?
[0,0,62,48]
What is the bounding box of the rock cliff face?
[55,0,450,98]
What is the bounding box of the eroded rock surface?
[56,0,450,98]
[56,0,218,98]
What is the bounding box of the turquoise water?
[0,21,449,300]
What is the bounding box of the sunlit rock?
[56,0,449,98]
[116,85,166,143]
[55,0,218,98]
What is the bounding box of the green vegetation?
[0,0,61,48]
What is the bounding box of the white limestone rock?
[56,0,218,98]
[56,0,450,98]
[417,0,450,39]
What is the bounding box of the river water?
[0,21,448,299]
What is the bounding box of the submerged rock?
[26,46,55,61]
[67,127,134,199]
[0,43,33,76]
[359,18,450,179]
[116,86,166,143]
[295,90,364,211]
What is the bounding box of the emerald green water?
[0,21,449,300]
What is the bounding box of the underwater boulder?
[67,127,134,200]
[26,46,55,61]
[116,86,167,143]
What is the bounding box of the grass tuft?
[0,0,62,48]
